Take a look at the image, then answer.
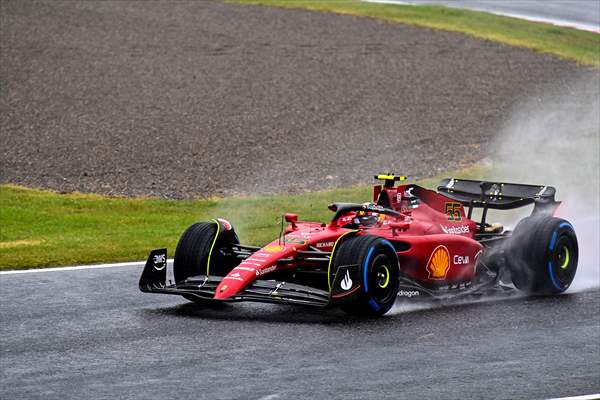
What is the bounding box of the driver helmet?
[353,212,379,227]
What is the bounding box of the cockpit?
[328,202,402,229]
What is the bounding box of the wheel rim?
[376,265,390,289]
[370,253,396,303]
[550,236,576,290]
[558,245,570,270]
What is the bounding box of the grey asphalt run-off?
[1,0,596,198]
[1,266,598,400]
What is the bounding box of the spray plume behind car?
[489,74,599,292]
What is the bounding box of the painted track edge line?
[545,394,600,400]
[0,259,174,275]
[362,0,600,33]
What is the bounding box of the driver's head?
[353,213,379,227]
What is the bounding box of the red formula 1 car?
[139,175,579,316]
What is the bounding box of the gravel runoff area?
[0,0,594,198]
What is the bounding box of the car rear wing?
[437,178,560,218]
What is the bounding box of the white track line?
[363,0,600,33]
[0,259,173,275]
[1,219,595,275]
[546,395,600,400]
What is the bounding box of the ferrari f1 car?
[139,175,578,316]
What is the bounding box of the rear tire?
[507,216,578,294]
[174,221,240,304]
[332,235,399,316]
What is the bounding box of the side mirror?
[284,213,298,229]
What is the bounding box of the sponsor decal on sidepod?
[440,225,470,234]
[453,255,470,265]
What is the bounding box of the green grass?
[0,169,489,270]
[4,2,595,270]
[0,183,368,270]
[227,0,600,67]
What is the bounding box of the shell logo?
[426,245,450,280]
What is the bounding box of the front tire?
[173,220,239,283]
[507,216,578,294]
[332,235,399,316]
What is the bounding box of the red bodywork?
[214,184,483,300]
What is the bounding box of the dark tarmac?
[1,266,598,400]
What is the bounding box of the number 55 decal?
[445,202,462,221]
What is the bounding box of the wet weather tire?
[507,217,578,294]
[333,235,399,316]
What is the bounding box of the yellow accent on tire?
[327,230,358,291]
[206,219,220,276]
[378,265,390,289]
[560,246,570,270]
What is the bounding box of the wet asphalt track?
[367,0,600,33]
[1,266,598,400]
